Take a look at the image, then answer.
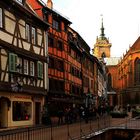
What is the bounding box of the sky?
[43,0,140,57]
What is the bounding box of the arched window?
[101,52,106,58]
[134,58,140,84]
[107,73,112,91]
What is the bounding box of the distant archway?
[107,73,112,91]
[101,52,106,58]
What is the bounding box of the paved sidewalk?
[0,113,136,140]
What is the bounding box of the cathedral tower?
[93,18,112,58]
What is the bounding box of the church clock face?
[98,39,107,44]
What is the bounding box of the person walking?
[57,109,63,125]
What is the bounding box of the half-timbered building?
[27,0,106,116]
[0,0,49,127]
[82,47,98,108]
[67,27,83,108]
[27,0,79,115]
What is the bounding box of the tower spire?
[100,15,105,39]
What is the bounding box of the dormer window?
[52,19,60,31]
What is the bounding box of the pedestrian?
[64,107,70,124]
[57,109,63,125]
[85,107,89,123]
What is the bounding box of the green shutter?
[9,53,17,72]
[37,61,43,78]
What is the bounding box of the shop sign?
[13,95,31,99]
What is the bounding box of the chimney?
[47,0,53,9]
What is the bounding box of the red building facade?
[27,0,104,116]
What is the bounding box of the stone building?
[93,18,120,107]
[117,37,140,107]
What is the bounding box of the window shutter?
[0,8,3,28]
[37,61,43,78]
[9,53,17,72]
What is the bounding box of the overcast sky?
[43,0,140,57]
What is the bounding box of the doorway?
[35,102,41,125]
[0,98,8,128]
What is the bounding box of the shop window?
[13,101,32,121]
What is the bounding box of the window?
[46,32,48,51]
[0,8,3,28]
[49,79,64,92]
[9,53,17,72]
[25,24,30,42]
[101,52,106,58]
[48,37,54,47]
[134,58,140,84]
[13,101,32,121]
[44,13,49,22]
[48,57,54,68]
[52,19,60,30]
[57,41,63,50]
[24,60,28,75]
[17,57,22,73]
[57,60,64,71]
[64,24,67,31]
[30,61,34,76]
[37,61,43,78]
[83,76,89,87]
[31,27,36,44]
[107,73,112,91]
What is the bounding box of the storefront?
[0,93,44,128]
